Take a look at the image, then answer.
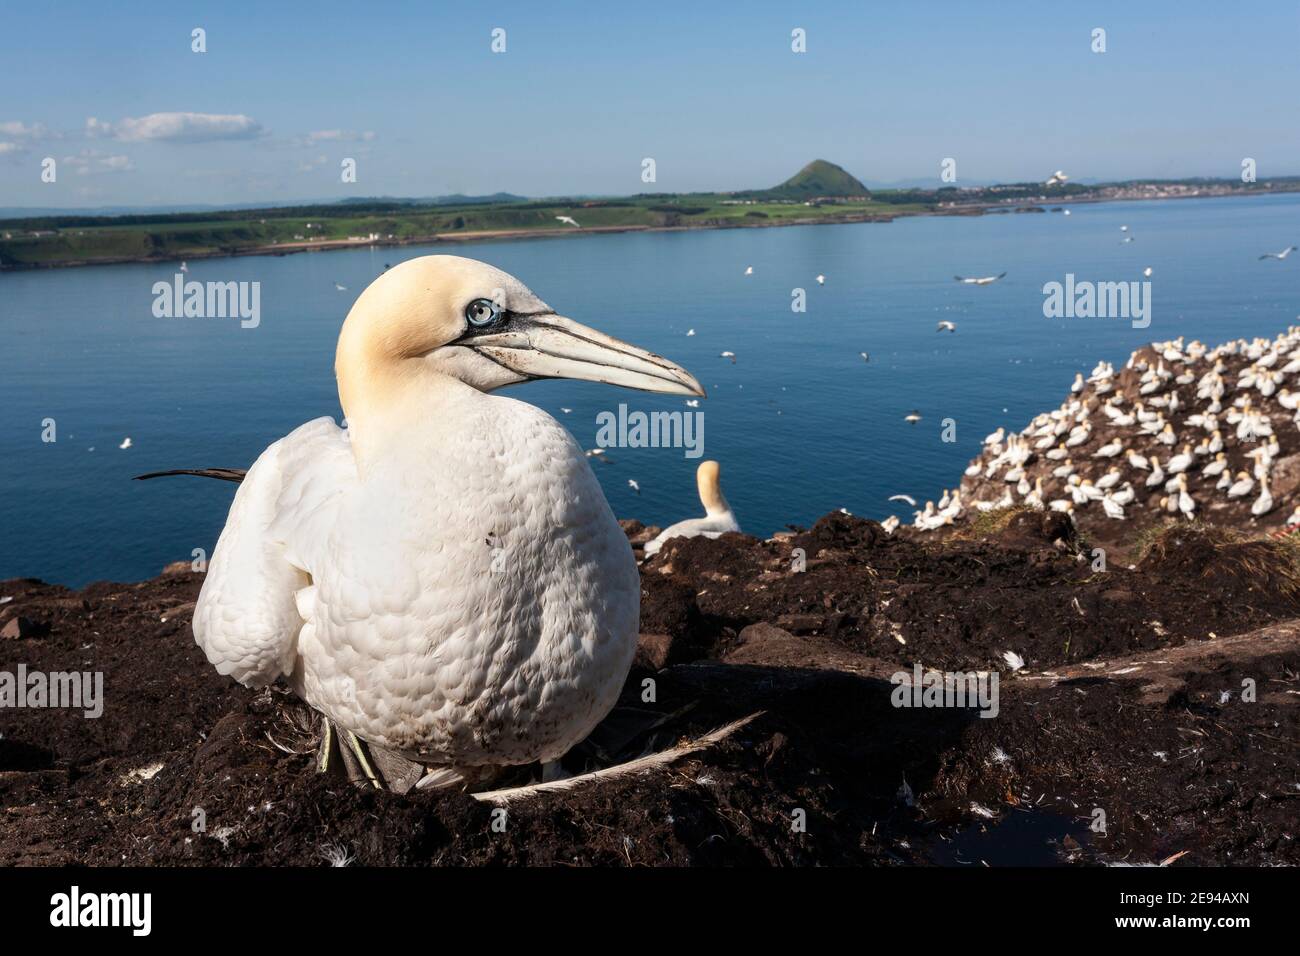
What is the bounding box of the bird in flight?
[954,272,1006,285]
[555,215,580,228]
[1259,246,1297,260]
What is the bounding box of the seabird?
[954,272,1006,285]
[815,274,826,285]
[555,216,580,228]
[1045,171,1068,186]
[628,479,641,494]
[904,410,922,424]
[743,266,753,275]
[1258,246,1296,260]
[167,255,704,792]
[334,282,348,291]
[119,437,132,450]
[179,261,189,273]
[720,351,736,363]
[888,494,918,507]
[936,320,956,333]
[642,461,740,557]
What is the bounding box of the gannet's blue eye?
[466,298,502,327]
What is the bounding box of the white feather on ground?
[470,712,763,804]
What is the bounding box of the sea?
[2,193,1297,586]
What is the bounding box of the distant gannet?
[555,215,580,228]
[119,437,132,450]
[744,266,753,275]
[642,461,740,557]
[179,255,704,792]
[816,274,826,285]
[334,282,348,291]
[179,261,189,273]
[628,479,641,494]
[936,320,956,332]
[954,272,1007,285]
[1258,246,1296,260]
[720,351,736,363]
[904,410,922,424]
[889,494,918,507]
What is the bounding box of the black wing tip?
[134,468,247,483]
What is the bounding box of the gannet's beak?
[466,313,705,397]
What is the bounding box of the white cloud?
[0,121,50,140]
[0,142,23,155]
[85,112,264,143]
[297,129,376,146]
[62,148,135,175]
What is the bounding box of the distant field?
[0,195,927,268]
[3,175,1293,269]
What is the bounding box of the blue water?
[2,194,1298,587]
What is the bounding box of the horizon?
[3,2,1299,210]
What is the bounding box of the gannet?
[642,461,740,557]
[119,437,132,450]
[184,255,704,791]
[555,215,580,228]
[954,272,1007,285]
[936,320,956,332]
[1258,246,1296,260]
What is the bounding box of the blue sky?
[2,0,1298,208]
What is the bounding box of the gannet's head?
[337,255,704,416]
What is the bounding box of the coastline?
[2,188,1286,273]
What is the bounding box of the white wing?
[193,417,356,687]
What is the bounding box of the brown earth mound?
[1,514,1297,866]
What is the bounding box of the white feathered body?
[193,384,639,768]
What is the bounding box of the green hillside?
[765,159,871,198]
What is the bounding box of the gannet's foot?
[314,717,426,793]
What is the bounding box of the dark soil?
[2,514,1297,867]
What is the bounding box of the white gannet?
[743,266,753,275]
[888,494,918,507]
[1258,246,1296,260]
[816,274,826,285]
[720,351,736,363]
[179,260,189,273]
[642,461,740,557]
[954,272,1007,285]
[555,215,580,228]
[334,282,348,291]
[904,410,922,424]
[936,320,956,332]
[1045,170,1068,186]
[119,437,133,450]
[628,479,641,494]
[185,255,704,791]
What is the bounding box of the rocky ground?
[2,510,1297,867]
